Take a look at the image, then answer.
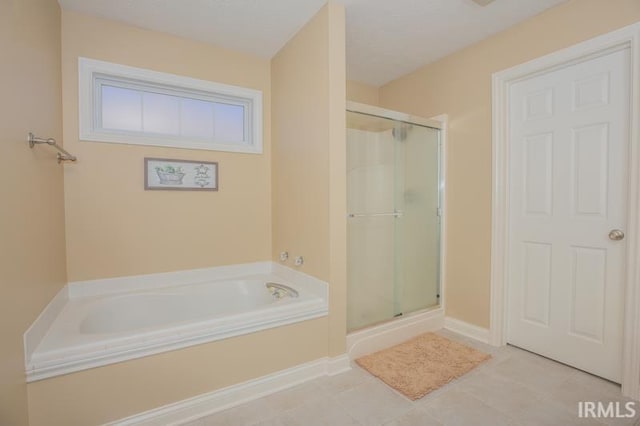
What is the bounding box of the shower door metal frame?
[346,101,447,322]
[347,101,443,132]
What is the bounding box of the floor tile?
[280,396,360,426]
[544,369,625,411]
[316,365,374,394]
[264,380,329,412]
[384,407,442,426]
[253,416,295,426]
[487,351,574,393]
[411,378,457,406]
[181,419,205,426]
[518,401,604,426]
[458,370,545,417]
[334,380,413,425]
[422,389,518,426]
[200,398,277,426]
[604,408,640,426]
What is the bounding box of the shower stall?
[346,102,442,332]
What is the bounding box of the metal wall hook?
[28,132,77,163]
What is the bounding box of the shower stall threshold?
[346,306,444,359]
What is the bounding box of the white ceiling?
[58,0,567,86]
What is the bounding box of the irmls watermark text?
[578,401,637,418]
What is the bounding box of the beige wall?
[61,11,272,282]
[272,2,347,355]
[272,6,330,281]
[327,4,348,356]
[0,1,67,425]
[379,0,640,328]
[346,80,379,105]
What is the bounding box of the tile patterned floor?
[184,331,640,426]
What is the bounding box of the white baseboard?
[326,354,351,376]
[347,307,444,359]
[108,355,351,426]
[443,316,490,344]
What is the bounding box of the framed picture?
[144,158,218,191]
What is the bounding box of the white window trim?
[79,57,263,154]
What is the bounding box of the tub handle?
[266,282,299,299]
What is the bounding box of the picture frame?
[144,158,218,191]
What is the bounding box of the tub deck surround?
[24,262,328,382]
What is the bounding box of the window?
[79,58,263,154]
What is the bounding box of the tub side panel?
[27,318,328,426]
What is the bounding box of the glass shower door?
[393,122,441,316]
[347,112,397,330]
[347,110,440,332]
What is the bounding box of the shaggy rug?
[356,332,491,400]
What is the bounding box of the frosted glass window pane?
[214,103,245,142]
[101,85,142,131]
[142,92,180,135]
[181,98,214,139]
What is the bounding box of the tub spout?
[266,282,299,299]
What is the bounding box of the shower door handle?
[347,212,403,218]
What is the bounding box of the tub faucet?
[266,282,299,299]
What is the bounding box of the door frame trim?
[490,22,640,400]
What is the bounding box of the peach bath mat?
[356,332,491,400]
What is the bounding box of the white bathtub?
[25,263,328,382]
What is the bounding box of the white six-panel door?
[507,47,630,382]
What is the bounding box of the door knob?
[609,229,625,241]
